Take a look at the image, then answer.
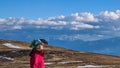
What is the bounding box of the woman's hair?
[40,39,48,45]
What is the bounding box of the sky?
[0,0,120,19]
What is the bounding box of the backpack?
[29,39,41,49]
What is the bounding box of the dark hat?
[40,39,48,45]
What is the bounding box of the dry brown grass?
[0,39,120,68]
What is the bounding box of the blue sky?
[0,0,120,19]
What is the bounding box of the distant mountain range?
[50,37,120,56]
[0,28,120,56]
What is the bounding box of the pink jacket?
[30,50,45,68]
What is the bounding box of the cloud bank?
[0,10,120,30]
[1,10,120,41]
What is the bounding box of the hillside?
[0,39,120,68]
[2,28,120,56]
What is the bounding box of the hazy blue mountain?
[50,37,120,56]
[0,28,120,56]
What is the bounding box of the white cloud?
[45,20,67,26]
[0,18,6,23]
[35,26,48,29]
[79,12,98,22]
[12,25,22,29]
[57,34,106,41]
[0,10,120,32]
[51,26,64,30]
[99,11,120,21]
[17,17,26,24]
[70,21,100,30]
[70,22,96,30]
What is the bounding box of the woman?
[30,39,48,68]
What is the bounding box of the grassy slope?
[0,39,120,68]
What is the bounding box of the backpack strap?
[29,48,35,56]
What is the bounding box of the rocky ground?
[0,39,120,68]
